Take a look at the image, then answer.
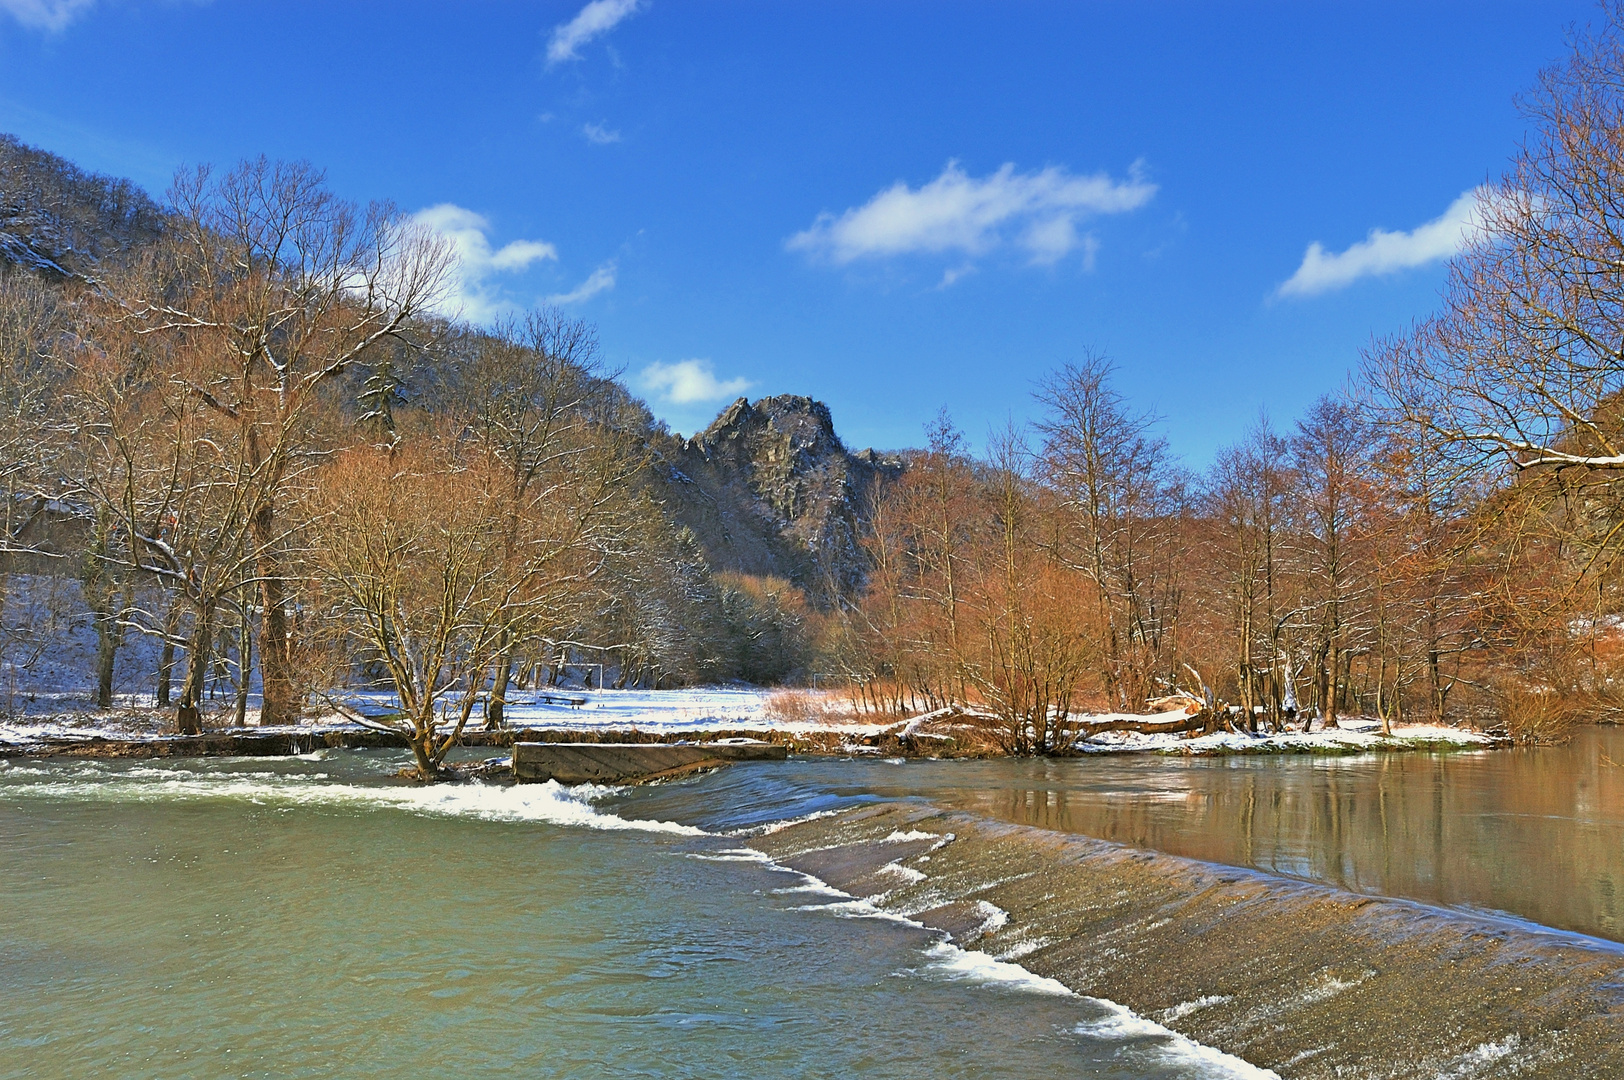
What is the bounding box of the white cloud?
[546,262,617,305]
[582,122,622,145]
[0,0,95,31]
[410,203,557,322]
[1277,188,1485,298]
[787,160,1156,270]
[547,0,642,65]
[636,359,752,406]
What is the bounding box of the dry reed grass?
[1498,684,1578,745]
[763,689,870,726]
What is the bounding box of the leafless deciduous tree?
[83,158,454,728]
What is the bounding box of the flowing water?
[638,728,1624,945]
[3,731,1621,1079]
[0,753,1267,1080]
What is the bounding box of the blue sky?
[0,0,1599,460]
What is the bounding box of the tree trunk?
[234,600,252,727]
[157,596,180,709]
[91,570,130,709]
[253,507,298,726]
[176,607,212,736]
[94,603,118,709]
[485,648,514,730]
[1323,640,1340,729]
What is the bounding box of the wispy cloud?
[636,359,752,406]
[1277,189,1485,298]
[787,160,1156,272]
[410,204,558,322]
[547,262,617,305]
[582,122,622,145]
[547,0,643,65]
[0,0,96,31]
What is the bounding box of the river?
[2,731,1619,1078]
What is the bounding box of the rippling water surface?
[0,752,1266,1080]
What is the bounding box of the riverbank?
[749,801,1624,1080]
[0,690,1503,761]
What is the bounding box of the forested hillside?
[0,138,898,769]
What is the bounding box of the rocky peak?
[666,395,901,603]
[689,395,845,474]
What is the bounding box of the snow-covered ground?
[334,686,890,736]
[1079,716,1499,754]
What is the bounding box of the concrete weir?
[751,803,1624,1079]
[511,740,787,784]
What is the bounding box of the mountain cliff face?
[649,396,902,604]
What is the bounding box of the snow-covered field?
[334,686,890,736]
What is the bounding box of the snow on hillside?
[0,574,170,716]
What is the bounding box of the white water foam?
[1079,1001,1281,1079]
[1162,994,1233,1022]
[746,842,1281,1080]
[877,860,928,885]
[882,829,940,843]
[921,940,1074,995]
[0,764,707,835]
[1438,1034,1521,1077]
[729,808,843,838]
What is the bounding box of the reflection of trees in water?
[966,731,1624,941]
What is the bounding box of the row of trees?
[824,7,1624,749]
[827,364,1502,751]
[12,6,1624,768]
[0,158,816,777]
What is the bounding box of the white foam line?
[728,808,843,838]
[882,829,937,842]
[878,860,927,884]
[1079,1002,1281,1079]
[1,768,707,835]
[742,841,1278,1080]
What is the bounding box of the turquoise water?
[0,753,1264,1080]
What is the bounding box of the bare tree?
[308,436,517,778]
[1036,353,1182,709]
[96,158,454,727]
[454,309,618,727]
[1205,418,1296,731]
[1288,396,1374,730]
[1368,6,1624,546]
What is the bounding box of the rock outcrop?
[650,396,902,604]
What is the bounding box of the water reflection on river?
[631,727,1624,945]
[919,728,1624,942]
